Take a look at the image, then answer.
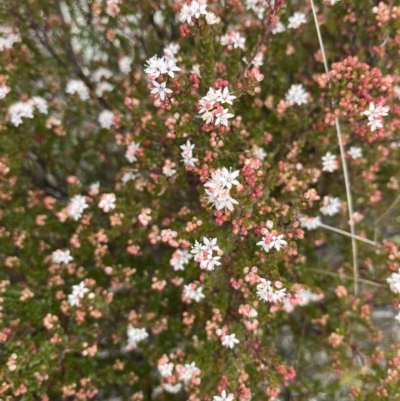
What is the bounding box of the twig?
[304,268,386,288]
[310,0,359,296]
[318,222,378,247]
[374,194,400,242]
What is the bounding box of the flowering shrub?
[1,0,400,400]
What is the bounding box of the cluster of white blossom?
[256,221,287,252]
[66,79,90,101]
[220,31,246,50]
[221,333,240,349]
[320,196,341,216]
[363,102,389,132]
[179,0,219,25]
[126,325,149,348]
[213,390,235,401]
[0,84,10,99]
[92,67,114,97]
[321,151,338,173]
[170,249,193,271]
[144,55,180,80]
[119,56,133,74]
[121,169,139,185]
[0,26,21,51]
[285,84,309,106]
[8,101,34,127]
[183,283,205,302]
[98,193,116,213]
[180,140,198,167]
[387,269,400,294]
[198,87,236,126]
[125,141,141,163]
[98,110,115,129]
[204,167,240,211]
[191,237,222,271]
[8,97,49,127]
[348,146,363,159]
[256,279,287,303]
[52,249,73,265]
[287,12,307,29]
[68,195,89,221]
[299,215,321,230]
[68,281,89,307]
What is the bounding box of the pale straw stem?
[318,222,378,247]
[309,0,359,295]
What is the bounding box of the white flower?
[122,169,138,184]
[66,79,90,101]
[180,140,198,167]
[68,195,89,220]
[320,196,341,216]
[218,87,236,105]
[98,193,116,213]
[299,215,321,230]
[0,27,20,51]
[190,1,208,19]
[178,362,200,384]
[0,84,10,99]
[52,249,73,265]
[32,96,48,114]
[96,81,114,97]
[272,21,286,34]
[348,146,362,159]
[231,32,246,49]
[288,12,307,29]
[179,3,194,24]
[158,362,174,377]
[206,12,220,25]
[125,141,140,163]
[213,390,235,401]
[72,281,89,298]
[92,67,112,83]
[285,84,308,106]
[98,110,114,129]
[324,0,341,5]
[144,55,166,79]
[363,102,389,132]
[183,284,205,302]
[222,333,240,349]
[9,101,34,126]
[387,269,400,294]
[160,58,181,78]
[119,56,133,74]
[252,145,267,160]
[256,279,287,303]
[68,292,80,307]
[163,43,180,59]
[257,223,287,252]
[162,160,176,177]
[297,288,321,306]
[151,81,172,101]
[321,152,338,173]
[215,108,234,126]
[170,249,193,271]
[163,383,182,394]
[204,168,240,211]
[127,325,148,348]
[191,237,222,271]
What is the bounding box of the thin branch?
[310,0,359,296]
[318,222,378,247]
[304,268,386,288]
